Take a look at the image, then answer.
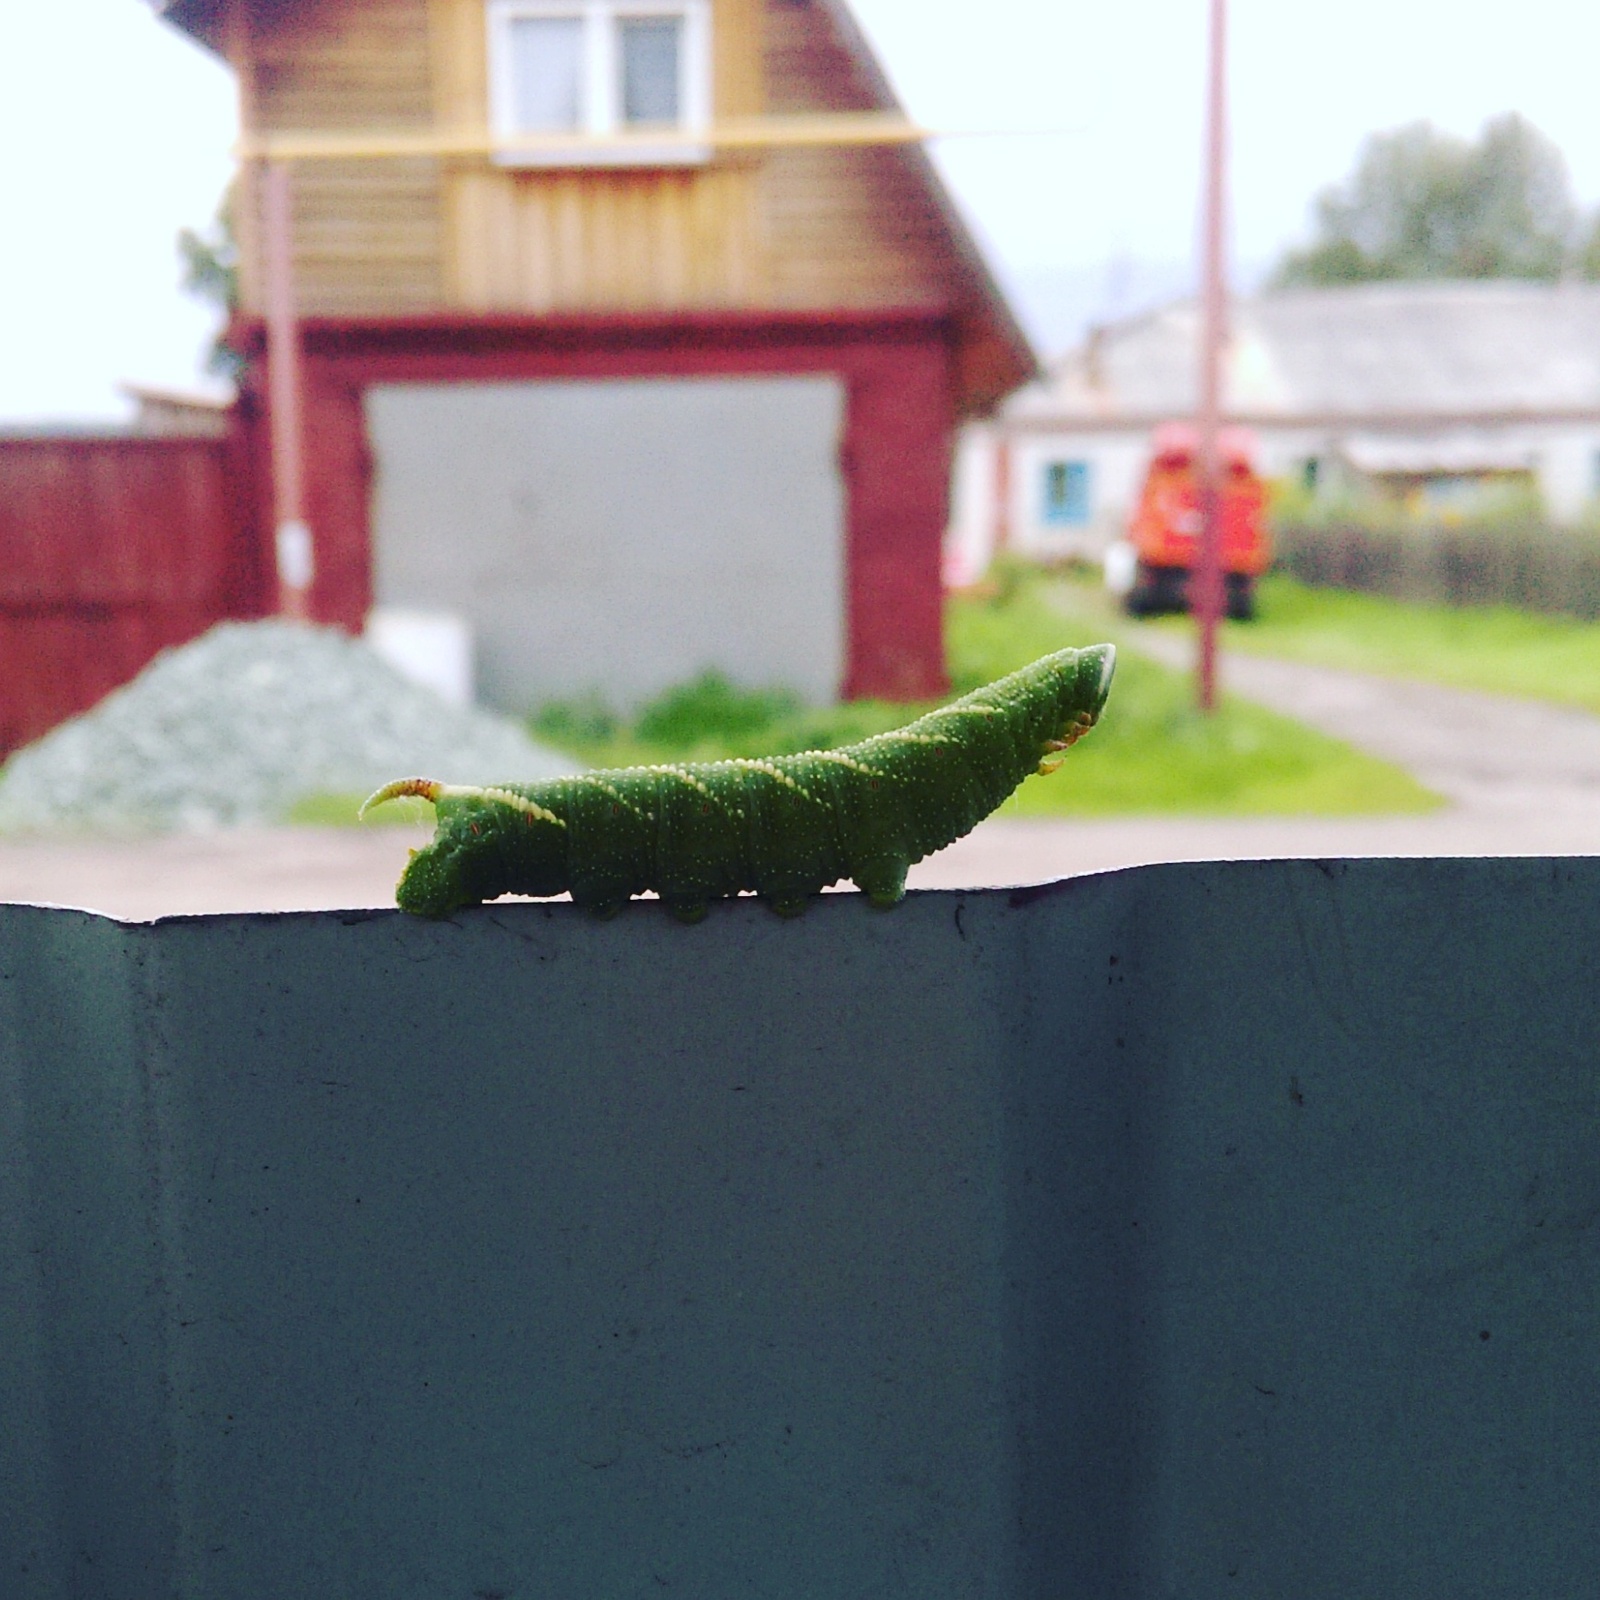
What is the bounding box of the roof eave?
[813,0,1040,410]
[150,0,228,56]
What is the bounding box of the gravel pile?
[0,620,577,833]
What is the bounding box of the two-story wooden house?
[156,0,1034,707]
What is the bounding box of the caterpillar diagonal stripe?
[363,644,1115,922]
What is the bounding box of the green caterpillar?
[364,644,1115,922]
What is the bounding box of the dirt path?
[911,634,1600,891]
[1126,624,1600,819]
[2,636,1596,920]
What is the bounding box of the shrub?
[1272,492,1600,618]
[633,672,801,751]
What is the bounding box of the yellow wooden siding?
[229,5,264,312]
[757,0,956,310]
[444,164,764,309]
[243,0,444,312]
[252,0,434,127]
[762,146,950,308]
[714,0,764,119]
[762,0,875,115]
[234,0,968,321]
[289,159,445,313]
[427,0,769,310]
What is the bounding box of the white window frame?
[486,0,712,168]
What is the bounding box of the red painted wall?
[234,309,956,701]
[0,434,263,754]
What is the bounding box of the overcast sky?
[4,0,1599,421]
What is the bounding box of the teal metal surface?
[3,859,1598,1597]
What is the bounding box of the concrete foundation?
[3,859,1598,1597]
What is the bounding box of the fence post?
[262,161,313,622]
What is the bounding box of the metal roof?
[1010,281,1600,424]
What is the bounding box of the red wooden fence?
[0,433,265,755]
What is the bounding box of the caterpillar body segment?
[369,643,1115,920]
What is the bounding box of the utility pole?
[993,434,1012,556]
[263,161,314,621]
[1194,0,1228,710]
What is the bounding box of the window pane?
[1043,461,1091,525]
[620,17,681,125]
[507,16,584,132]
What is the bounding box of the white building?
[948,281,1600,585]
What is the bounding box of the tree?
[177,186,242,378]
[1274,114,1582,286]
[1575,214,1600,282]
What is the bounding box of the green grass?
[946,581,1437,817]
[1196,574,1600,713]
[296,579,1439,824]
[529,671,921,769]
[514,582,1437,819]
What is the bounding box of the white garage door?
[366,376,846,712]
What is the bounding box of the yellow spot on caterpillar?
[393,781,564,828]
[363,778,569,827]
[729,758,822,804]
[577,775,646,818]
[808,752,879,780]
[477,785,566,827]
[655,765,719,802]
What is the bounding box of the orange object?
[1124,423,1269,620]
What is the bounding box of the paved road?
[1127,625,1600,823]
[2,640,1596,920]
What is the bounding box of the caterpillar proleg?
[364,644,1115,922]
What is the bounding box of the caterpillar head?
[1035,643,1115,773]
